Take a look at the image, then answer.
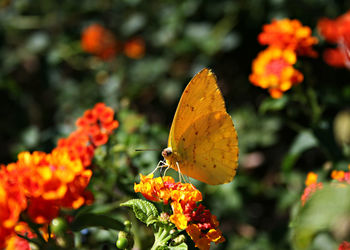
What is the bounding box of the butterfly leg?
[176,162,187,183]
[150,160,167,175]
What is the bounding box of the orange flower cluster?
[249,47,304,98]
[301,167,350,206]
[0,103,118,248]
[300,172,323,206]
[318,11,350,69]
[81,24,118,60]
[134,174,225,250]
[258,19,318,57]
[250,19,318,98]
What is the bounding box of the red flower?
[318,11,350,69]
[339,241,350,250]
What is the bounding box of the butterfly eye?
[161,147,172,158]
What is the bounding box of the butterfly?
[161,68,238,185]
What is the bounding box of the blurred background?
[1,0,350,249]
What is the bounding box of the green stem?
[16,233,41,246]
[151,226,172,250]
[306,87,322,126]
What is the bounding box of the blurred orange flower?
[249,47,303,98]
[81,24,118,60]
[258,19,318,57]
[301,172,323,206]
[305,171,318,186]
[124,38,145,59]
[318,11,350,69]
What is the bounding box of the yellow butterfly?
[161,68,238,185]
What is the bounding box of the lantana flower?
[301,172,323,206]
[258,18,318,57]
[124,38,146,59]
[318,11,350,69]
[134,174,225,250]
[81,24,118,60]
[249,47,303,98]
[0,103,118,247]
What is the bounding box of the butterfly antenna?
[135,149,160,152]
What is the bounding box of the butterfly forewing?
[168,68,225,148]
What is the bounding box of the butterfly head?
[161,147,173,160]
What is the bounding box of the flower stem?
[151,225,172,250]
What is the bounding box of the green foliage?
[291,185,350,250]
[121,199,159,226]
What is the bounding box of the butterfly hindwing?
[174,111,238,185]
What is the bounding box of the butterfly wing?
[168,68,225,148]
[168,68,238,184]
[176,111,238,184]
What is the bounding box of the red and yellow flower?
[81,24,118,60]
[249,47,303,98]
[301,172,323,206]
[134,174,224,250]
[0,168,27,248]
[0,103,118,247]
[258,19,318,57]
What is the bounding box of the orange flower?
[81,24,118,60]
[258,19,318,57]
[301,172,323,206]
[6,223,34,250]
[0,168,27,248]
[305,172,318,186]
[318,11,350,69]
[134,174,202,205]
[134,174,225,249]
[124,38,145,59]
[249,47,303,98]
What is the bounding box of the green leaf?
[290,184,350,250]
[282,130,318,171]
[70,213,125,232]
[259,96,288,113]
[121,199,159,224]
[169,243,188,250]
